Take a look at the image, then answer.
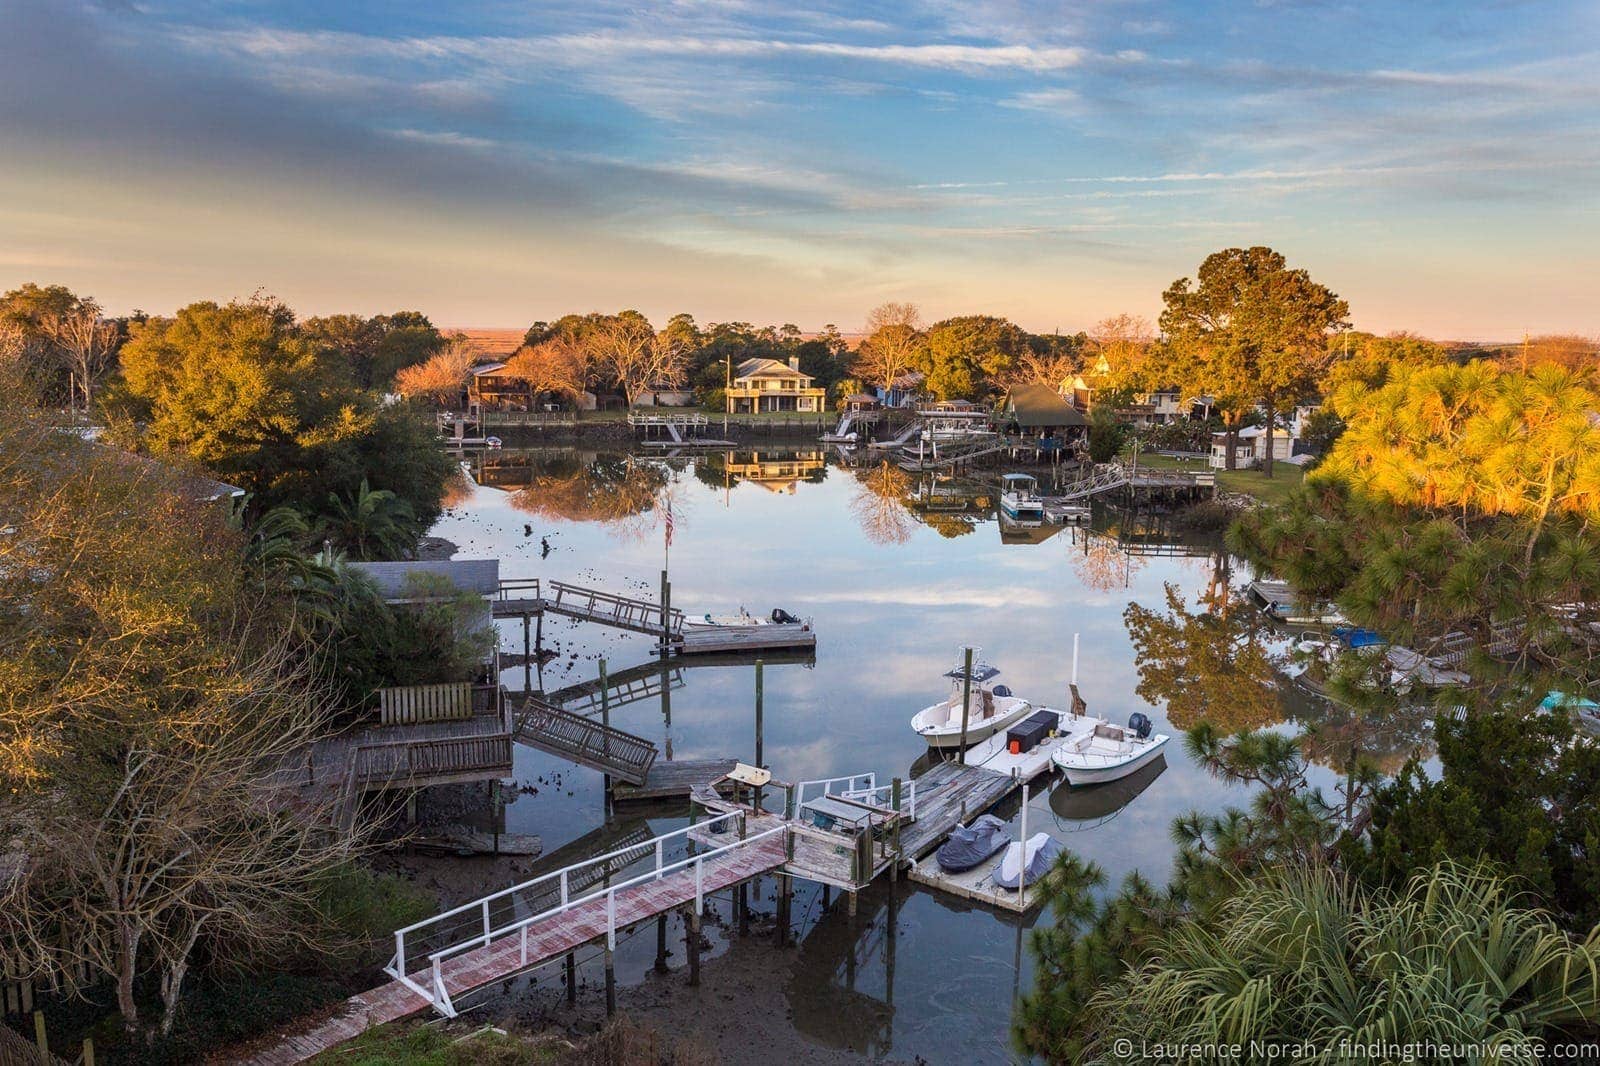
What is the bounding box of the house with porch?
[873,370,926,408]
[726,357,827,413]
[1209,426,1299,469]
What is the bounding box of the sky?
[1,1,1596,339]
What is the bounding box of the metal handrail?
[390,815,787,1016]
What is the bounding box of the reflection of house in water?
[1091,507,1219,558]
[466,447,594,492]
[721,449,827,494]
[908,476,989,514]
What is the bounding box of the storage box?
[1005,711,1056,754]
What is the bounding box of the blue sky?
[1,0,1596,337]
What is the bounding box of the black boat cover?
[1006,710,1056,754]
[935,814,1010,873]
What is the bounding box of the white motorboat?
[685,606,809,629]
[999,473,1044,520]
[1051,712,1171,786]
[911,660,1035,748]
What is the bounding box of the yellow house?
[727,357,826,413]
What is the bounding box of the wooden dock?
[894,760,1019,859]
[612,758,741,803]
[907,853,1042,913]
[676,623,817,655]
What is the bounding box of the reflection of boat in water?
[1048,755,1166,824]
[911,658,1035,748]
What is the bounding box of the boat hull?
[1055,736,1170,786]
[913,699,1033,748]
[1000,496,1044,520]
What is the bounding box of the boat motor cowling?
[1128,712,1153,739]
[770,608,799,624]
[992,684,1012,698]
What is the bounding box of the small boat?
[999,473,1044,520]
[992,832,1063,890]
[485,435,503,449]
[911,659,1034,748]
[687,607,809,629]
[934,814,1011,873]
[1051,712,1171,786]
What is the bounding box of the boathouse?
[1002,383,1089,440]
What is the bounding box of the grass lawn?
[1123,449,1304,506]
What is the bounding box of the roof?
[734,357,814,382]
[1005,383,1089,428]
[469,362,508,376]
[887,370,926,390]
[444,327,527,359]
[94,444,246,502]
[347,558,501,601]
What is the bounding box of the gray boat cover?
[992,833,1064,889]
[935,814,1011,873]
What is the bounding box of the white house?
[1210,425,1298,469]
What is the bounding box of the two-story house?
[726,357,827,413]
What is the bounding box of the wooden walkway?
[896,436,1008,471]
[677,623,816,655]
[508,693,658,785]
[893,761,1018,859]
[492,578,685,638]
[613,758,740,803]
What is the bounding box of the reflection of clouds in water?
[434,447,1324,1053]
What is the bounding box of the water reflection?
[428,443,1414,1063]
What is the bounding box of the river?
[421,444,1428,1063]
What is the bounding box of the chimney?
[788,356,800,371]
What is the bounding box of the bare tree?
[1088,313,1156,389]
[849,460,916,545]
[41,300,119,415]
[1007,349,1081,390]
[855,303,923,405]
[588,314,686,407]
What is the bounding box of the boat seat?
[1094,722,1125,741]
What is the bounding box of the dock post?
[848,890,858,917]
[776,874,791,947]
[522,614,532,691]
[599,657,612,812]
[1018,780,1030,908]
[564,952,575,1004]
[660,569,671,647]
[754,660,765,812]
[957,646,975,763]
[890,777,903,881]
[686,905,702,986]
[605,945,616,1016]
[655,914,670,973]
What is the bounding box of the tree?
[854,303,923,404]
[502,337,589,405]
[1158,247,1350,476]
[1501,334,1600,373]
[1088,313,1156,392]
[0,282,95,401]
[393,335,476,405]
[40,297,119,415]
[585,311,687,407]
[915,315,1030,400]
[848,460,916,545]
[0,396,367,1036]
[316,478,415,560]
[1035,862,1600,1063]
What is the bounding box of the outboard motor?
[770,608,799,624]
[1128,712,1153,740]
[992,684,1012,698]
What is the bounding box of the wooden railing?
[512,696,657,785]
[334,735,514,830]
[545,580,684,636]
[377,682,475,726]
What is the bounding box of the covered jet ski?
[934,814,1011,873]
[992,832,1063,890]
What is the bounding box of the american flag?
[663,499,674,548]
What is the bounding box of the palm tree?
[318,479,415,560]
[1077,862,1600,1062]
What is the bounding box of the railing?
[387,812,787,1016]
[795,772,915,819]
[377,681,475,726]
[546,580,684,635]
[496,577,543,601]
[512,696,658,783]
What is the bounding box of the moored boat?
[1051,712,1171,786]
[999,473,1044,520]
[911,658,1034,748]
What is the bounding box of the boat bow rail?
[386,810,788,1017]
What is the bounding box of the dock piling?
[957,646,975,762]
[599,657,612,811]
[655,914,669,972]
[564,952,576,1004]
[604,946,616,1015]
[685,906,702,986]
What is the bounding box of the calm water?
[426,445,1417,1063]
